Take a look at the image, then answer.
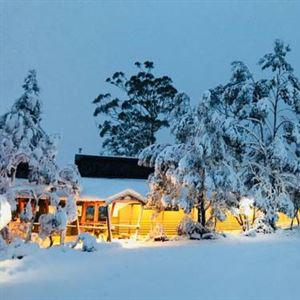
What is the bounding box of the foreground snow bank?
[0,238,39,261]
[1,229,300,300]
[0,195,11,230]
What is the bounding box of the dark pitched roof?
[74,154,153,179]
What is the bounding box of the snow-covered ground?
[1,229,299,300]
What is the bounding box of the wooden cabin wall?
[215,211,300,231]
[277,212,299,227]
[115,205,300,238]
[114,204,140,237]
[10,198,300,241]
[116,205,188,237]
[215,213,245,231]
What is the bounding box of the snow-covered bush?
[230,197,256,231]
[73,233,98,252]
[20,201,33,223]
[38,206,67,244]
[177,216,209,239]
[148,222,168,241]
[177,216,224,240]
[252,217,276,234]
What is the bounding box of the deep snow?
[1,230,299,300]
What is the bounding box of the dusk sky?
[1,0,300,165]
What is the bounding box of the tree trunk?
[245,215,250,231]
[60,230,66,245]
[197,195,206,228]
[10,168,16,183]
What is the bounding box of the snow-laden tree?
[93,61,189,157]
[248,40,300,230]
[207,61,258,230]
[140,143,185,213]
[0,70,42,192]
[0,70,81,244]
[140,40,300,235]
[211,40,300,232]
[139,91,241,237]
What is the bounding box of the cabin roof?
[15,154,152,204]
[74,154,153,179]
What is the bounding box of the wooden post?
[81,203,86,225]
[106,205,112,242]
[76,216,80,235]
[94,203,99,224]
[135,205,144,238]
[110,202,116,218]
[45,199,49,214]
[19,199,25,214]
[128,203,134,235]
[60,230,66,246]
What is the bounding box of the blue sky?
[1,0,300,165]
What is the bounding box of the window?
[98,206,108,222]
[86,205,95,221]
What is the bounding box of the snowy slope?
[1,229,299,300]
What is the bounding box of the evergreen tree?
[211,40,300,232]
[0,70,81,243]
[139,91,241,237]
[242,40,300,231]
[140,40,300,235]
[93,61,189,156]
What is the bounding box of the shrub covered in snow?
[252,217,276,234]
[38,206,68,246]
[177,216,211,240]
[148,222,168,242]
[73,233,98,252]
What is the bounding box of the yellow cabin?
[10,154,300,242]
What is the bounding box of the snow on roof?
[106,189,146,204]
[14,178,149,204]
[79,177,149,204]
[14,179,69,198]
[13,179,49,198]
